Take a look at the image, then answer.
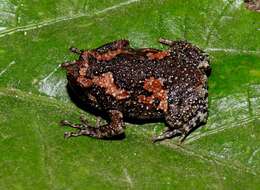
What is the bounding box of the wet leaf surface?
[0,0,260,189]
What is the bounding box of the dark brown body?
[61,39,211,142]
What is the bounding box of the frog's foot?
[62,126,104,139]
[152,128,183,143]
[60,110,125,139]
[60,119,89,138]
[60,117,103,138]
[64,131,84,138]
[60,119,86,130]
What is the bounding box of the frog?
[61,38,211,142]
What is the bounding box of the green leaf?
[0,0,259,189]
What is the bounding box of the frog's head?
[61,47,91,80]
[165,40,211,77]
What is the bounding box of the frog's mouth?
[61,60,78,76]
[61,47,84,79]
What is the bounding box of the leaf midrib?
[0,0,141,38]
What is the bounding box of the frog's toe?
[64,131,84,138]
[60,119,87,130]
[152,128,183,143]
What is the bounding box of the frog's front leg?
[60,110,125,139]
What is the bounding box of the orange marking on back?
[146,51,170,60]
[92,72,129,100]
[92,50,130,61]
[77,72,129,100]
[138,77,168,112]
[77,76,93,88]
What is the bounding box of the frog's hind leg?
[179,110,208,142]
[60,120,84,130]
[60,110,125,139]
[152,127,183,143]
[153,92,208,143]
[60,115,92,130]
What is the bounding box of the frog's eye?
[61,61,76,68]
[197,60,211,76]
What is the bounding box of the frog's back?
[63,40,210,121]
[61,39,211,142]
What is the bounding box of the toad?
[61,38,211,142]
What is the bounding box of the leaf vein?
[0,0,141,38]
